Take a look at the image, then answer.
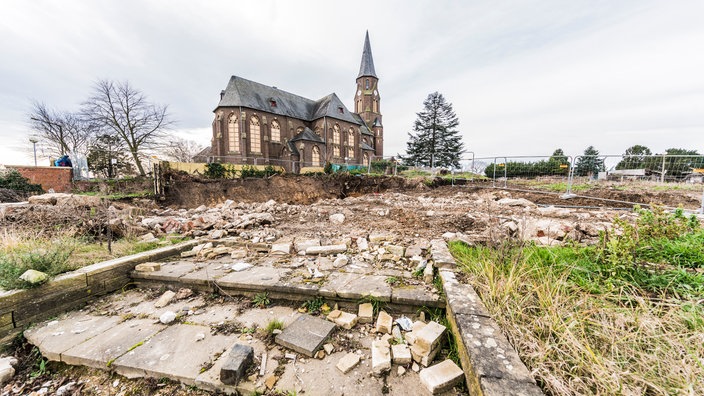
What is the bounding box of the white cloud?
[1,0,702,167]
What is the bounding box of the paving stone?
[392,285,443,308]
[410,342,441,367]
[154,290,176,308]
[271,243,292,255]
[423,261,435,283]
[357,303,374,324]
[133,261,198,281]
[368,232,392,243]
[112,324,233,384]
[134,262,161,272]
[430,239,455,268]
[419,359,464,395]
[322,272,391,302]
[391,344,412,365]
[275,314,336,357]
[306,244,348,256]
[179,263,231,286]
[415,321,446,353]
[371,340,391,376]
[24,314,123,362]
[60,318,164,369]
[216,266,281,291]
[294,239,320,253]
[220,344,254,385]
[375,310,393,334]
[336,352,361,374]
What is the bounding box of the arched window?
[312,146,320,166]
[270,120,280,142]
[357,99,362,113]
[228,114,239,153]
[250,116,261,153]
[373,100,378,113]
[347,129,355,159]
[365,79,370,89]
[333,124,340,157]
[363,152,369,166]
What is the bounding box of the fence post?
[564,156,576,197]
[701,189,704,214]
[660,154,666,183]
[492,158,497,188]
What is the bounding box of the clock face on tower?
[357,90,361,96]
[374,90,378,96]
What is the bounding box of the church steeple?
[354,31,383,157]
[358,31,377,78]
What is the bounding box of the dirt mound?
[163,174,428,207]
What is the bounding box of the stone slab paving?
[111,324,234,385]
[24,313,123,362]
[275,314,336,357]
[62,319,165,369]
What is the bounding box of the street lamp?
[29,138,38,166]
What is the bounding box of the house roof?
[360,141,375,151]
[358,31,377,78]
[217,76,360,125]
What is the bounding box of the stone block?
[275,314,336,357]
[220,344,254,385]
[154,290,176,308]
[371,340,391,376]
[327,310,358,329]
[415,321,446,353]
[368,232,392,243]
[336,352,361,374]
[391,344,412,365]
[386,245,405,257]
[375,310,393,334]
[419,359,464,394]
[404,321,427,345]
[411,341,441,367]
[423,262,434,283]
[294,239,320,253]
[358,303,374,324]
[134,262,161,272]
[270,243,292,255]
[306,244,347,256]
[356,237,369,251]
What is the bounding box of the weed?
[385,276,400,285]
[300,296,325,315]
[252,292,270,308]
[29,347,48,378]
[449,208,704,395]
[264,319,284,335]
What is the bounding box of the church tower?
[354,31,383,157]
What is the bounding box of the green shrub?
[204,163,226,179]
[0,169,43,195]
[323,162,333,174]
[0,239,76,289]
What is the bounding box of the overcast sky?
[1,0,703,166]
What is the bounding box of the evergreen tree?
[574,146,605,177]
[403,92,464,168]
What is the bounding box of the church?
[207,32,384,172]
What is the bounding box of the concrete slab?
[133,260,200,281]
[392,285,443,307]
[61,318,164,369]
[196,339,272,395]
[179,262,232,285]
[275,314,335,357]
[24,313,123,362]
[322,272,391,302]
[112,323,234,384]
[216,266,283,291]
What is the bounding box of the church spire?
[357,31,377,78]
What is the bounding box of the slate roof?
[290,127,324,143]
[217,76,360,125]
[360,141,375,151]
[358,31,377,78]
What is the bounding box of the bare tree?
[161,137,204,163]
[81,80,174,176]
[28,102,93,158]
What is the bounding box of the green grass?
[449,208,704,395]
[0,231,189,290]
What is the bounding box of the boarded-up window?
[250,116,261,153]
[271,120,280,142]
[228,114,240,153]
